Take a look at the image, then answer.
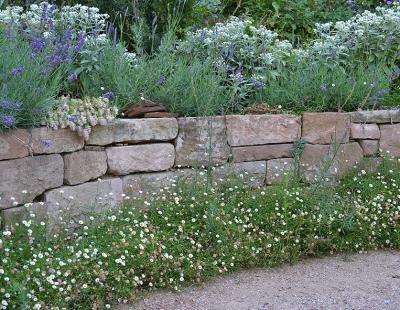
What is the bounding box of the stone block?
[350,123,380,140]
[44,178,123,226]
[300,143,363,182]
[302,112,350,144]
[226,114,301,146]
[380,124,400,158]
[350,109,400,123]
[175,117,229,167]
[0,129,30,160]
[1,202,48,229]
[87,118,178,146]
[232,144,293,162]
[31,127,84,154]
[266,158,294,185]
[122,170,192,196]
[107,144,175,175]
[358,140,379,156]
[0,154,64,208]
[63,151,108,185]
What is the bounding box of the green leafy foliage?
[257,60,393,113]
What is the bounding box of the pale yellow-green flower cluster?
[46,97,118,140]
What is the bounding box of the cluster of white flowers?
[0,2,109,34]
[46,96,118,141]
[178,16,293,76]
[308,4,400,62]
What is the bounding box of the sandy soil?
[119,251,400,310]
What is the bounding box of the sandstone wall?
[1,110,399,228]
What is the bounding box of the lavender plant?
[0,25,80,130]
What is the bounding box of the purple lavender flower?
[156,76,166,86]
[251,79,264,89]
[68,115,78,123]
[10,66,24,76]
[30,35,45,58]
[101,92,114,99]
[69,72,78,81]
[0,115,16,127]
[0,100,22,110]
[73,32,85,53]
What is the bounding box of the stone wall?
[1,110,400,228]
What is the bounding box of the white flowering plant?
[0,158,400,308]
[307,3,400,64]
[177,16,294,79]
[45,96,118,141]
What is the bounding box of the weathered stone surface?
[232,144,293,162]
[31,127,84,154]
[87,118,178,146]
[232,161,266,186]
[300,143,363,182]
[1,202,48,229]
[212,161,266,186]
[175,117,229,167]
[332,143,364,177]
[302,113,350,144]
[0,154,64,208]
[380,124,400,158]
[144,112,178,118]
[0,129,30,160]
[359,140,379,156]
[107,144,175,175]
[64,151,107,185]
[226,114,301,146]
[122,170,193,196]
[44,178,123,226]
[84,145,105,151]
[266,158,294,185]
[300,144,330,182]
[350,109,400,123]
[351,123,380,140]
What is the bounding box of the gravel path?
[119,251,400,310]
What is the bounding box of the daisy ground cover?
[1,158,400,309]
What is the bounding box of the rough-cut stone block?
[302,113,350,144]
[232,144,293,163]
[300,143,363,182]
[350,123,380,140]
[300,144,330,182]
[122,170,192,196]
[380,124,400,158]
[266,158,294,185]
[359,140,379,156]
[232,161,266,186]
[107,144,175,175]
[175,117,229,167]
[87,118,178,146]
[44,178,123,226]
[0,155,64,209]
[226,114,301,146]
[1,202,48,229]
[63,151,107,185]
[350,109,400,123]
[212,161,266,186]
[31,127,84,154]
[0,129,30,160]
